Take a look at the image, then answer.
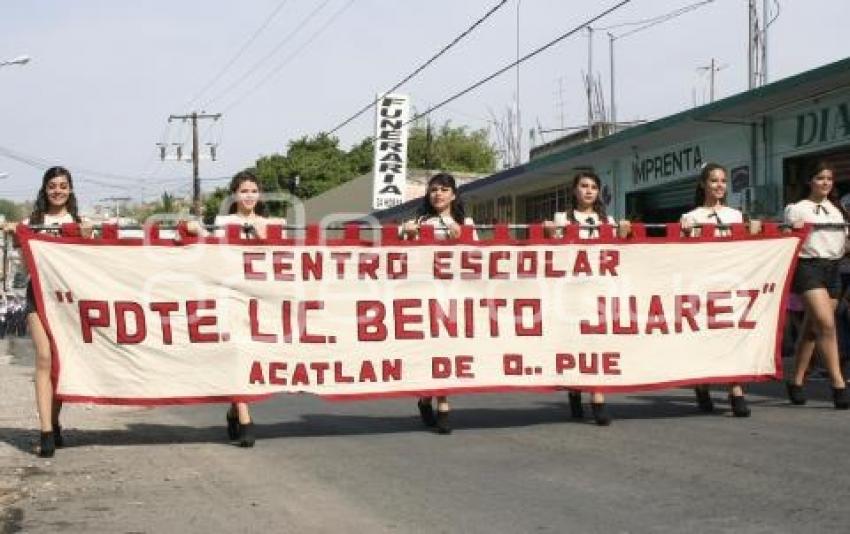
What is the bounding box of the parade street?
[1,338,847,534]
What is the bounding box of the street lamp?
[0,55,31,68]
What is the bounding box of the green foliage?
[407,120,496,174]
[203,122,496,215]
[0,199,24,221]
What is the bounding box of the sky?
[0,0,847,210]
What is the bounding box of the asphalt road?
[2,339,849,534]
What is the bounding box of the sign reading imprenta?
[372,94,410,210]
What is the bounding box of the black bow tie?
[815,204,829,215]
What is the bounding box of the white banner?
[372,93,409,210]
[19,225,801,405]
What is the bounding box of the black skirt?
[792,258,841,299]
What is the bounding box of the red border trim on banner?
[15,223,808,406]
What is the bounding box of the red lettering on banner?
[488,251,510,279]
[460,251,483,280]
[250,299,277,343]
[243,252,266,280]
[272,251,295,281]
[298,301,327,343]
[707,291,734,329]
[456,356,474,378]
[480,298,508,336]
[429,299,458,337]
[291,363,309,386]
[115,302,146,344]
[514,299,542,336]
[358,253,380,280]
[602,353,621,375]
[382,359,402,381]
[556,352,621,375]
[394,299,424,340]
[302,252,323,280]
[581,297,608,334]
[612,296,638,334]
[644,295,669,334]
[357,301,388,341]
[433,251,452,279]
[360,360,377,382]
[79,300,110,343]
[334,361,355,383]
[330,252,352,279]
[544,251,566,277]
[149,301,179,344]
[282,301,293,343]
[249,361,265,384]
[387,252,407,280]
[517,251,538,278]
[311,362,329,384]
[504,354,523,375]
[675,295,700,333]
[464,299,474,338]
[187,300,219,343]
[432,357,451,378]
[737,289,759,329]
[598,250,620,276]
[555,353,574,373]
[573,251,592,276]
[269,362,287,385]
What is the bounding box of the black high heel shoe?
[238,422,255,448]
[695,387,715,412]
[53,425,64,448]
[832,387,849,410]
[729,395,751,417]
[435,411,452,435]
[38,431,56,458]
[568,391,584,419]
[417,400,437,427]
[226,410,239,441]
[591,403,612,426]
[786,382,806,405]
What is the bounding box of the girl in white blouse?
[401,173,475,434]
[545,171,631,426]
[4,167,92,457]
[681,163,761,417]
[783,161,848,410]
[188,171,285,445]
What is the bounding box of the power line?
[201,0,334,109]
[221,0,355,113]
[184,0,293,109]
[614,0,714,40]
[326,0,509,135]
[406,0,632,126]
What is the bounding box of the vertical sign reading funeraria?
[372,94,410,210]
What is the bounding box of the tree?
[202,121,497,216]
[407,120,497,173]
[0,199,26,222]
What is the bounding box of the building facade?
[375,57,850,226]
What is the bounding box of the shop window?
[495,195,513,223]
[471,200,495,225]
[521,186,568,223]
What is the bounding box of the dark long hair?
[693,162,727,209]
[227,171,267,216]
[416,172,466,222]
[28,166,81,225]
[567,171,607,222]
[800,160,849,221]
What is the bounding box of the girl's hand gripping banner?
[18,223,804,405]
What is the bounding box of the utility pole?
[100,196,131,220]
[608,32,616,132]
[515,0,522,165]
[586,26,594,141]
[165,112,221,216]
[698,58,726,103]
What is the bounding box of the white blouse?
[680,206,743,237]
[784,199,847,259]
[553,211,616,239]
[213,214,285,238]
